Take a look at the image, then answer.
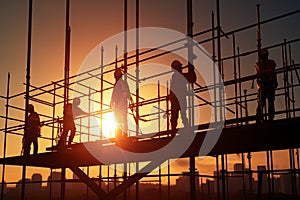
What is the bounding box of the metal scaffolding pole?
[232,34,239,125]
[64,0,70,106]
[22,0,33,199]
[135,2,140,199]
[190,156,196,200]
[1,73,10,200]
[211,11,217,123]
[216,0,223,122]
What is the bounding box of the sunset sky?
[1,0,300,184]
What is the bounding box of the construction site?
[1,0,300,200]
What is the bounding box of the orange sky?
[1,0,300,185]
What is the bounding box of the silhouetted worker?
[57,103,76,147]
[169,60,196,131]
[110,67,132,138]
[255,49,278,123]
[23,104,41,155]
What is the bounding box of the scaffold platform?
[1,117,299,169]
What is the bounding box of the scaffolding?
[1,0,300,200]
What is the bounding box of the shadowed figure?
[23,104,41,155]
[169,60,196,131]
[255,49,278,123]
[57,98,88,147]
[57,103,75,147]
[110,67,132,138]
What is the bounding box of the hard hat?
[27,104,34,112]
[260,49,269,55]
[114,68,123,78]
[171,60,182,71]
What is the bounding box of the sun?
[101,112,117,138]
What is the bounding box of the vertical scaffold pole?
[211,11,217,123]
[256,4,262,55]
[64,0,70,106]
[241,153,246,199]
[22,0,33,199]
[187,2,196,198]
[232,34,239,125]
[159,164,162,200]
[123,2,128,198]
[283,39,291,118]
[190,156,196,200]
[247,152,253,193]
[266,150,272,199]
[135,0,140,136]
[135,1,140,199]
[216,0,225,198]
[256,4,264,121]
[167,159,171,200]
[1,73,10,200]
[237,48,243,123]
[100,46,104,140]
[124,0,128,74]
[216,155,220,200]
[187,0,194,128]
[49,82,56,200]
[61,0,70,199]
[288,45,296,117]
[216,0,223,122]
[158,81,161,133]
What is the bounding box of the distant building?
[15,178,30,192]
[257,165,269,194]
[280,173,299,195]
[175,171,199,193]
[212,163,254,197]
[47,171,62,199]
[31,173,42,192]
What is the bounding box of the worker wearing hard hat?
[255,48,278,123]
[169,60,196,131]
[110,66,132,138]
[23,104,41,155]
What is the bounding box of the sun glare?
[101,112,117,138]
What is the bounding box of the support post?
[60,168,66,200]
[64,0,71,106]
[1,73,10,200]
[190,156,196,200]
[22,0,33,199]
[70,166,108,199]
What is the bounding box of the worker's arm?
[182,64,196,83]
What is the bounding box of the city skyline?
[1,162,298,200]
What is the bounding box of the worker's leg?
[23,139,31,156]
[268,90,275,121]
[114,111,123,138]
[180,99,189,127]
[256,89,266,123]
[33,137,38,155]
[170,98,180,130]
[68,126,76,145]
[58,128,68,146]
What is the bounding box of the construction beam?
[108,172,147,199]
[108,160,161,199]
[69,166,108,199]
